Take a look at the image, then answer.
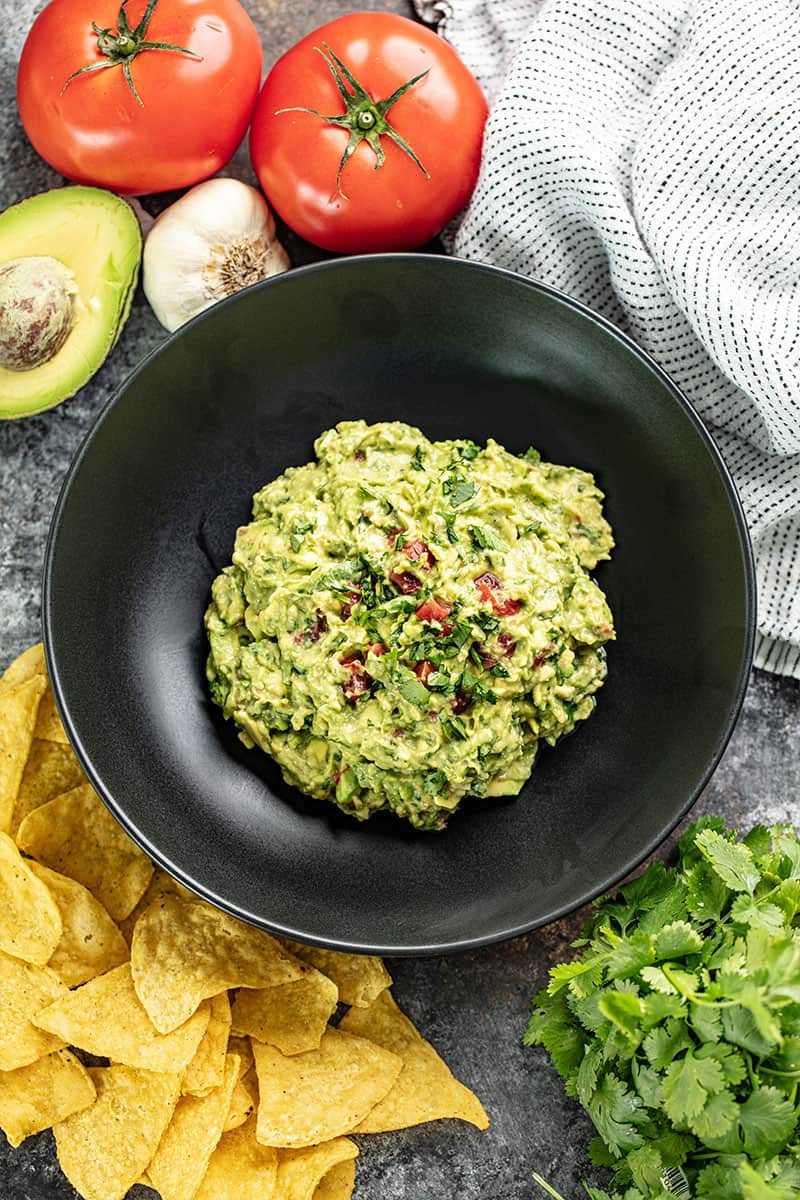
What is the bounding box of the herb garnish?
[528,818,800,1200]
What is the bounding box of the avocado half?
[0,186,141,419]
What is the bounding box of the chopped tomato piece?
[493,595,522,616]
[415,596,452,625]
[339,650,363,666]
[452,691,472,715]
[404,538,436,569]
[497,632,517,657]
[367,642,387,657]
[474,572,521,616]
[474,642,498,670]
[341,660,371,701]
[354,449,365,461]
[341,589,361,618]
[413,660,434,684]
[310,609,328,641]
[532,644,555,669]
[389,570,422,594]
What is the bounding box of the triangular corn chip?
[0,830,62,964]
[33,963,210,1073]
[314,1158,357,1200]
[148,1051,240,1200]
[54,1064,181,1200]
[27,861,129,988]
[231,963,338,1055]
[131,895,303,1034]
[0,1048,95,1147]
[0,675,45,833]
[0,643,45,693]
[282,940,391,1007]
[118,866,194,946]
[17,782,153,921]
[339,990,489,1132]
[11,738,85,839]
[228,1034,255,1079]
[34,683,70,744]
[222,1066,259,1133]
[182,991,231,1096]
[195,1114,278,1200]
[253,1027,402,1148]
[0,950,67,1070]
[276,1139,358,1200]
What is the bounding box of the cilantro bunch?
[527,818,800,1199]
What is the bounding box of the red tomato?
[249,12,488,252]
[17,0,261,195]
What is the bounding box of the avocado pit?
[0,255,77,371]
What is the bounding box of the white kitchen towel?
[438,0,800,678]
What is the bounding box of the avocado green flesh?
[0,186,141,419]
[206,421,615,831]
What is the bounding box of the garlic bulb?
[143,178,289,332]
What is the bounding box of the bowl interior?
[44,255,753,953]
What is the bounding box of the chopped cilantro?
[458,440,481,460]
[410,445,425,471]
[521,446,541,464]
[441,715,468,741]
[441,512,460,543]
[468,524,507,551]
[442,474,477,508]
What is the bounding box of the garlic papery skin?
[142,178,290,333]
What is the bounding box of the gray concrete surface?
[1,2,798,1198]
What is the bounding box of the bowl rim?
[42,252,757,955]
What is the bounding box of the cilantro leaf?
[738,1087,797,1157]
[654,920,704,959]
[662,1051,725,1123]
[587,1074,646,1156]
[696,828,761,894]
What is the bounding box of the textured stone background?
[1,2,798,1198]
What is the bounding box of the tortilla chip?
[0,675,46,833]
[182,991,231,1096]
[148,1051,240,1200]
[11,738,86,839]
[222,1067,259,1133]
[27,861,129,988]
[253,1027,402,1148]
[131,895,304,1034]
[276,1139,358,1200]
[231,963,338,1055]
[34,683,70,744]
[228,1035,255,1079]
[118,867,194,946]
[53,1064,181,1200]
[282,941,391,1007]
[0,830,62,964]
[314,1158,357,1200]
[17,782,154,921]
[0,950,67,1070]
[0,642,45,693]
[339,990,489,1132]
[33,963,211,1073]
[0,1048,95,1147]
[195,1114,278,1200]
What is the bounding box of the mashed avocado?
[205,421,615,831]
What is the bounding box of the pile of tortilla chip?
[0,644,489,1200]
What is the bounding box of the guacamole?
[205,421,615,831]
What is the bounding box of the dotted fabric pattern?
[446,0,800,677]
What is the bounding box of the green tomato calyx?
[276,43,431,198]
[61,0,202,108]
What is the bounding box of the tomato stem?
[60,0,202,108]
[275,42,431,198]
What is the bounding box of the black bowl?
[44,255,755,954]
